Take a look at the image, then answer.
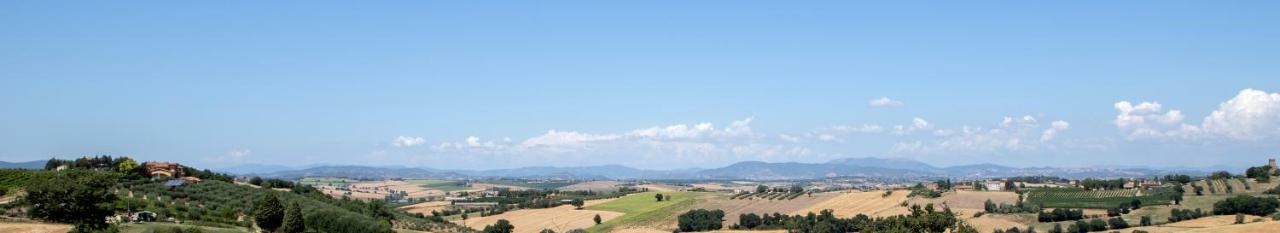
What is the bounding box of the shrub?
[1212,195,1280,216]
[482,219,514,233]
[1107,217,1129,229]
[678,209,725,232]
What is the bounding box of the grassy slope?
[119,222,249,233]
[585,191,704,233]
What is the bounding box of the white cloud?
[1040,120,1070,142]
[869,97,904,107]
[392,136,426,147]
[893,117,932,135]
[1113,89,1280,141]
[892,115,1069,154]
[1201,88,1280,140]
[520,130,621,148]
[433,118,764,158]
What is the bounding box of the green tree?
[677,209,725,232]
[1140,215,1152,226]
[1108,217,1129,229]
[26,170,119,231]
[281,201,305,233]
[738,213,761,229]
[570,198,585,209]
[655,193,664,202]
[483,219,515,233]
[116,158,138,174]
[1236,213,1245,224]
[593,214,602,225]
[254,192,285,232]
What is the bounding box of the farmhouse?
[145,162,184,178]
[983,181,1004,191]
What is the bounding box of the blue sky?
[2,1,1279,170]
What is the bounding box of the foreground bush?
[1212,195,1280,216]
[678,209,725,232]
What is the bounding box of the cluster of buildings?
[144,161,200,186]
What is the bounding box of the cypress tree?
[281,201,305,233]
[254,192,285,232]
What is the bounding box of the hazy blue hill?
[463,164,696,179]
[826,157,939,172]
[695,161,937,180]
[213,163,301,175]
[259,165,467,180]
[0,160,45,169]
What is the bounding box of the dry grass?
[319,180,448,200]
[398,201,452,215]
[910,190,1019,210]
[1117,215,1273,233]
[794,190,910,218]
[0,222,72,233]
[693,192,837,224]
[457,205,623,233]
[963,214,1028,233]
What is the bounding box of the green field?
[119,222,249,233]
[1026,188,1172,209]
[405,179,471,192]
[0,169,39,190]
[585,191,704,233]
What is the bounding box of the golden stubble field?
[397,201,451,215]
[794,190,912,218]
[458,202,623,233]
[692,192,838,224]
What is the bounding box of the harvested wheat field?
[1181,219,1280,233]
[694,192,837,224]
[398,201,451,215]
[794,190,910,218]
[559,181,624,192]
[458,205,623,233]
[1117,215,1271,233]
[959,212,1031,233]
[910,190,1019,211]
[0,222,72,233]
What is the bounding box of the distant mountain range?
[0,160,44,169]
[236,157,1215,180]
